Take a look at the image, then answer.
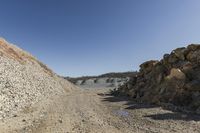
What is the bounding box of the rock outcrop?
[117,44,200,113]
[0,38,74,119]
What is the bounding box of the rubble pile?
[118,44,200,113]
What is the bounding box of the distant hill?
[65,71,137,84]
[65,72,137,89]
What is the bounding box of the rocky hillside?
[0,38,75,120]
[66,72,137,88]
[116,44,200,113]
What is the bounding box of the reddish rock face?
[0,38,23,62]
[0,38,53,76]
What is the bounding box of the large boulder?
[139,60,159,74]
[172,47,187,60]
[166,68,186,80]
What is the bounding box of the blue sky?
[0,0,200,77]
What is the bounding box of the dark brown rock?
[187,44,200,51]
[173,47,187,60]
[139,60,159,74]
[185,80,200,91]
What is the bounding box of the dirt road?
[1,88,200,133]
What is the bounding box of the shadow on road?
[98,92,200,121]
[144,112,200,121]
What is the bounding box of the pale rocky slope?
[0,38,76,132]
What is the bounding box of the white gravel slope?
[0,38,74,120]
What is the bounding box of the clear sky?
[0,0,200,77]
